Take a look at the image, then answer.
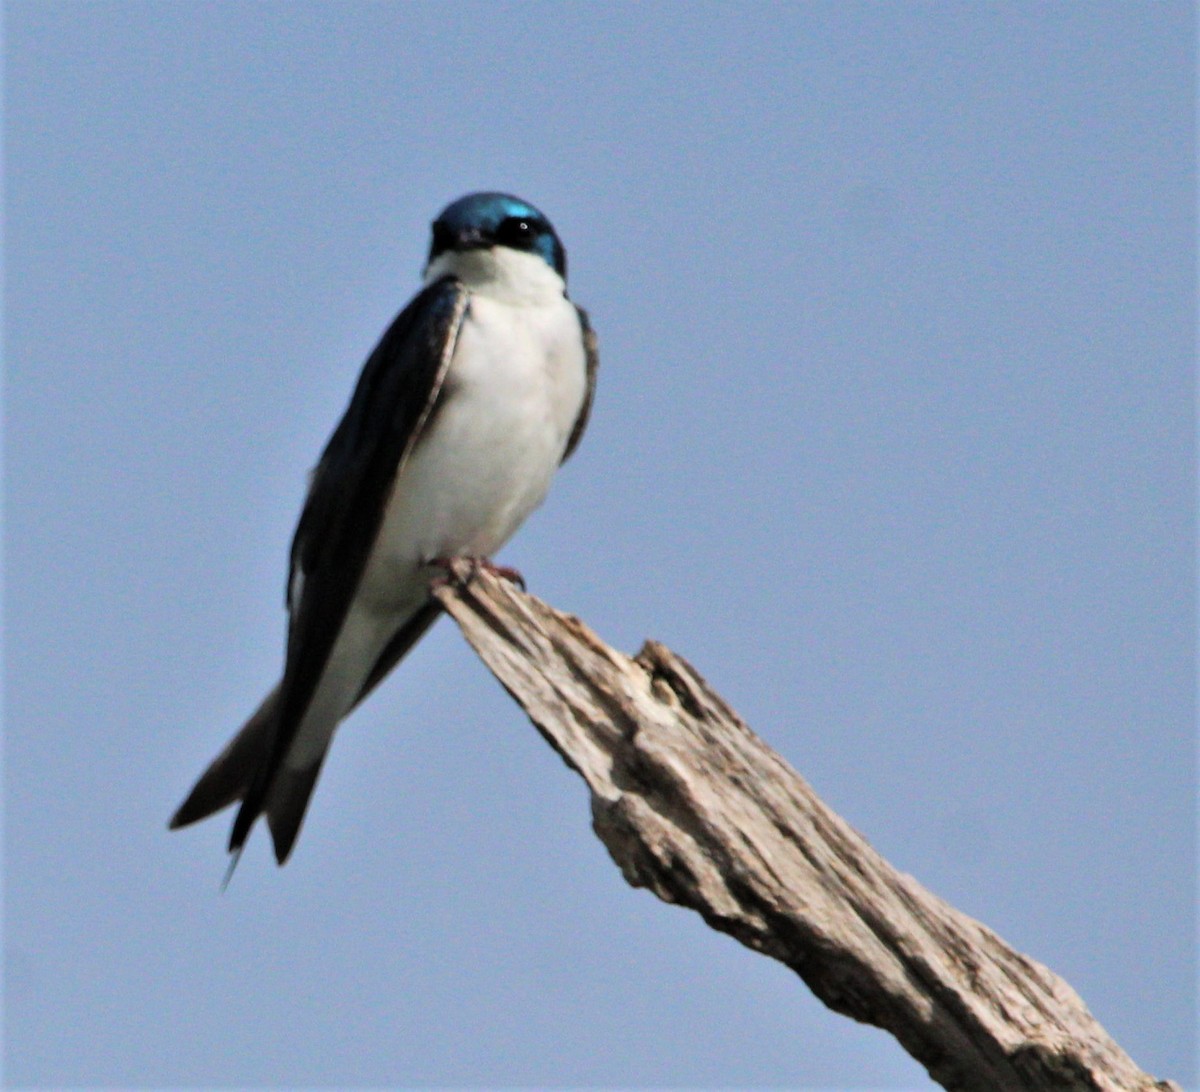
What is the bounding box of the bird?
[169,192,597,873]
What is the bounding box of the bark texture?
[431,562,1180,1092]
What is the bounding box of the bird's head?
[424,192,567,298]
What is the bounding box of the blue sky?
[4,2,1194,1088]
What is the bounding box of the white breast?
[358,271,587,613]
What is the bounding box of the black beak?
[431,221,490,253]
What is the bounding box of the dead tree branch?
[431,563,1179,1092]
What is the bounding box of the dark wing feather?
[228,277,470,854]
[561,304,598,464]
[352,599,443,709]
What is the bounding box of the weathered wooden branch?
[431,562,1179,1092]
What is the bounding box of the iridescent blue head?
[429,192,567,280]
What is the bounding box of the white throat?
[424,246,566,305]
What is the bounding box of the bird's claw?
[428,556,526,592]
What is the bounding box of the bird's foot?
[428,556,526,591]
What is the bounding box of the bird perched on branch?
[170,193,597,874]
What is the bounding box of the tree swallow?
[170,193,597,871]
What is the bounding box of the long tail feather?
[172,604,443,869]
[265,759,327,864]
[170,686,280,830]
[172,683,330,869]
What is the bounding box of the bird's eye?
[495,216,538,248]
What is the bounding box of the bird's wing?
[561,304,598,464]
[227,277,470,854]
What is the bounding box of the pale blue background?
[4,3,1194,1088]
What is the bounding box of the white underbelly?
[357,291,586,613]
